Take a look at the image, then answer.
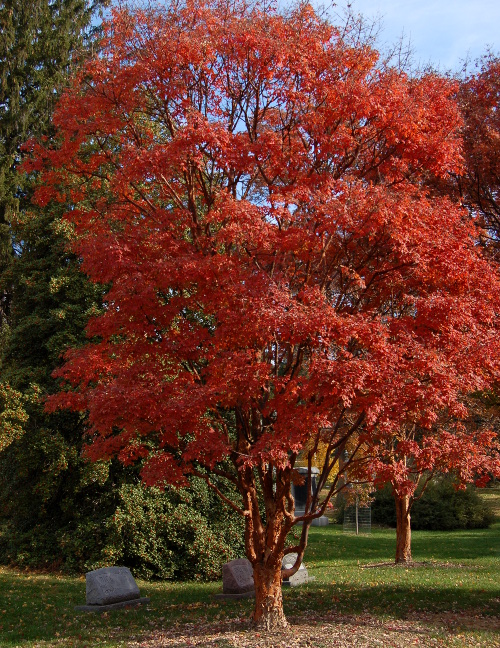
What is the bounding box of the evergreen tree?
[0,0,111,568]
[0,0,104,323]
[0,197,111,568]
[0,200,245,573]
[0,0,245,574]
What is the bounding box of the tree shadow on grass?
[1,530,499,648]
[0,577,498,647]
[282,580,500,618]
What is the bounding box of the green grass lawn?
[1,521,499,647]
[305,523,500,615]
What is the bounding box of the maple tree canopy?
[458,54,500,259]
[28,0,500,513]
[24,0,500,628]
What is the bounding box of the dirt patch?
[360,561,476,569]
[125,611,500,647]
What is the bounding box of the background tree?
[30,1,500,630]
[456,54,500,260]
[0,195,115,570]
[0,0,107,322]
[455,55,500,442]
[0,0,108,568]
[372,475,496,532]
[367,53,500,563]
[0,0,245,576]
[365,415,499,563]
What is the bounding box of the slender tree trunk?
[252,561,287,630]
[394,493,412,563]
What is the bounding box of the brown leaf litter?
[124,611,500,648]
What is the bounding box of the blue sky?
[338,0,499,72]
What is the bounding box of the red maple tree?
[362,414,500,563]
[390,53,500,565]
[457,54,500,260]
[25,1,500,629]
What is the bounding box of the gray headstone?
[85,567,141,605]
[282,553,309,587]
[222,558,255,595]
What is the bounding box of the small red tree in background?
[390,53,500,566]
[26,1,500,629]
[364,417,500,564]
[457,54,500,259]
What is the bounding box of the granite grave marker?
[217,558,255,598]
[282,553,311,587]
[75,566,150,612]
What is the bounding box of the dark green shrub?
[370,484,397,527]
[410,479,495,530]
[0,474,245,580]
[0,199,245,580]
[102,480,246,581]
[372,476,495,530]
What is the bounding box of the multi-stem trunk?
[394,493,412,563]
[252,560,287,630]
[237,451,291,631]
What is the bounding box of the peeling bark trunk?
[395,493,412,563]
[252,561,287,630]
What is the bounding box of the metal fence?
[343,500,371,534]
